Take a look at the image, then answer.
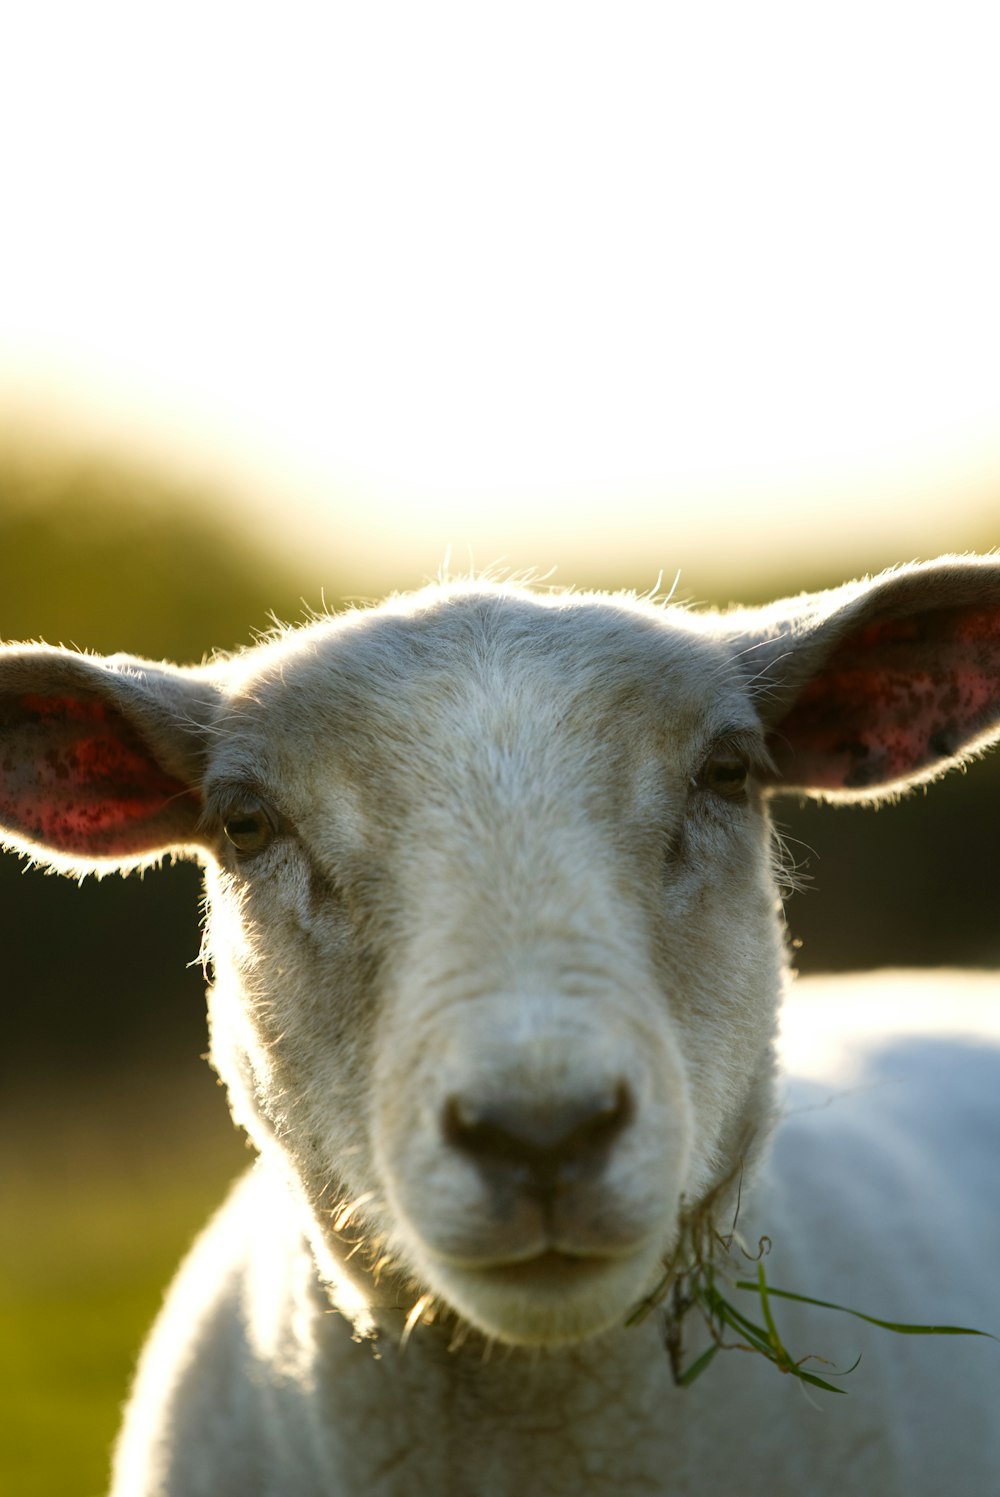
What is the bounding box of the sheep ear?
[732,557,1000,800]
[0,645,220,871]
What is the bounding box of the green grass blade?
[794,1368,849,1395]
[734,1282,996,1340]
[624,1259,682,1325]
[703,1279,849,1391]
[751,1261,851,1388]
[755,1261,783,1354]
[698,1283,775,1355]
[677,1343,721,1386]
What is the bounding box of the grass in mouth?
[625,1171,995,1393]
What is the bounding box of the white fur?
[1,567,998,1496]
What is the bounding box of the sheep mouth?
[425,1239,665,1345]
[428,1225,654,1274]
[484,1249,617,1288]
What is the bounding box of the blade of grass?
[734,1282,997,1339]
[676,1343,721,1386]
[702,1270,851,1393]
[753,1261,850,1391]
[624,1273,672,1327]
[792,1368,849,1395]
[698,1283,775,1355]
[755,1261,783,1355]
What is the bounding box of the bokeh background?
[2,5,999,1493]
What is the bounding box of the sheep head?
[3,559,1000,1348]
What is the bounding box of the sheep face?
[201,589,783,1345]
[10,563,999,1351]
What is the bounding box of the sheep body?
[110,978,1000,1497]
[1,563,999,1495]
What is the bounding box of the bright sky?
[2,1,999,592]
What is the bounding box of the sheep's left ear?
[0,645,223,872]
[728,556,1000,800]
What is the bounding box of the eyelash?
[692,737,754,802]
[213,792,281,857]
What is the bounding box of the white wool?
[0,560,998,1496]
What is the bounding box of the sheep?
[2,555,1000,1497]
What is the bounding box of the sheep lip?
[428,1224,657,1275]
[478,1249,623,1288]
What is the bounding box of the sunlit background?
[2,4,999,1493]
[4,1,1000,596]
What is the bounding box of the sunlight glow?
[780,972,1000,1085]
[2,1,998,584]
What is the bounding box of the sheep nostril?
[442,1081,633,1189]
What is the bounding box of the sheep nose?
[442,1082,633,1192]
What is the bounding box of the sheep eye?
[223,799,276,855]
[697,746,750,800]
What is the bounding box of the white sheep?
[2,556,1000,1497]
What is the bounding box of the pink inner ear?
[771,604,1000,792]
[1,692,198,856]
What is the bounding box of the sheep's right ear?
[0,645,222,873]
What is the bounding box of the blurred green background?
[1,442,998,1497]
